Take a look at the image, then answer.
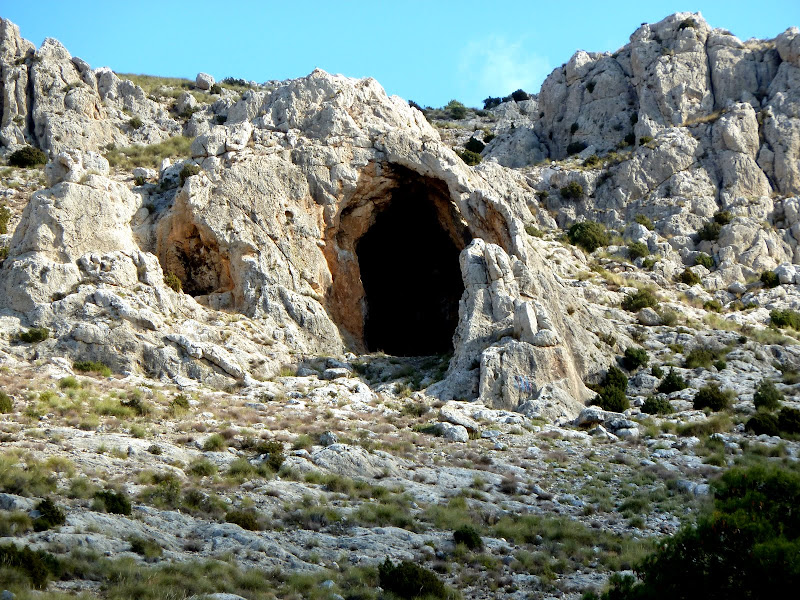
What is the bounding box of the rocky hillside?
[0,11,799,600]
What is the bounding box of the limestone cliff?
[1,12,798,422]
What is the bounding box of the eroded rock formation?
[0,26,603,415]
[1,12,799,421]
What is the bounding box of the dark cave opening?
[356,184,465,356]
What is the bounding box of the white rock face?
[196,72,215,90]
[0,18,180,156]
[2,12,800,420]
[44,149,109,186]
[0,64,606,412]
[0,18,34,147]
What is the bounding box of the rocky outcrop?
[0,64,604,416]
[481,13,799,248]
[0,17,181,157]
[1,12,799,422]
[0,19,34,147]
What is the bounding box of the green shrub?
[622,289,658,312]
[172,394,190,410]
[695,253,714,269]
[685,347,727,370]
[753,379,783,411]
[651,364,664,378]
[560,181,584,199]
[94,489,132,515]
[226,509,262,531]
[18,327,49,344]
[456,149,482,166]
[510,89,530,102]
[209,83,222,94]
[657,369,687,394]
[8,145,47,167]
[583,154,600,167]
[253,440,285,472]
[525,224,543,237]
[128,116,143,129]
[464,137,485,153]
[567,141,587,155]
[604,366,628,391]
[601,464,800,599]
[627,241,649,260]
[59,376,79,390]
[679,268,701,285]
[659,308,678,326]
[378,558,451,599]
[227,457,258,480]
[188,458,218,477]
[138,472,182,509]
[203,433,226,451]
[0,543,59,589]
[746,412,780,436]
[703,299,722,312]
[634,214,654,230]
[761,271,780,288]
[73,361,111,376]
[221,77,252,87]
[697,221,722,241]
[121,392,149,416]
[129,536,163,560]
[778,407,800,434]
[693,384,732,411]
[164,272,182,292]
[445,100,467,120]
[453,525,483,549]
[568,221,609,252]
[771,309,800,330]
[593,366,629,412]
[714,210,733,225]
[642,396,673,415]
[0,204,10,234]
[596,386,629,412]
[179,163,201,185]
[0,391,12,413]
[623,347,649,370]
[32,497,66,531]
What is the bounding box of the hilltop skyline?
[3,0,799,107]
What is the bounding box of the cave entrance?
[326,164,469,356]
[358,191,464,355]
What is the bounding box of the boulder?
[196,72,215,90]
[638,307,661,326]
[435,422,469,443]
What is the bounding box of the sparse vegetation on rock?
[560,181,584,199]
[568,221,609,252]
[8,145,47,167]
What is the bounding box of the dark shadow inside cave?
[356,183,465,356]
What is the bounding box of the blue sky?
[3,1,799,107]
